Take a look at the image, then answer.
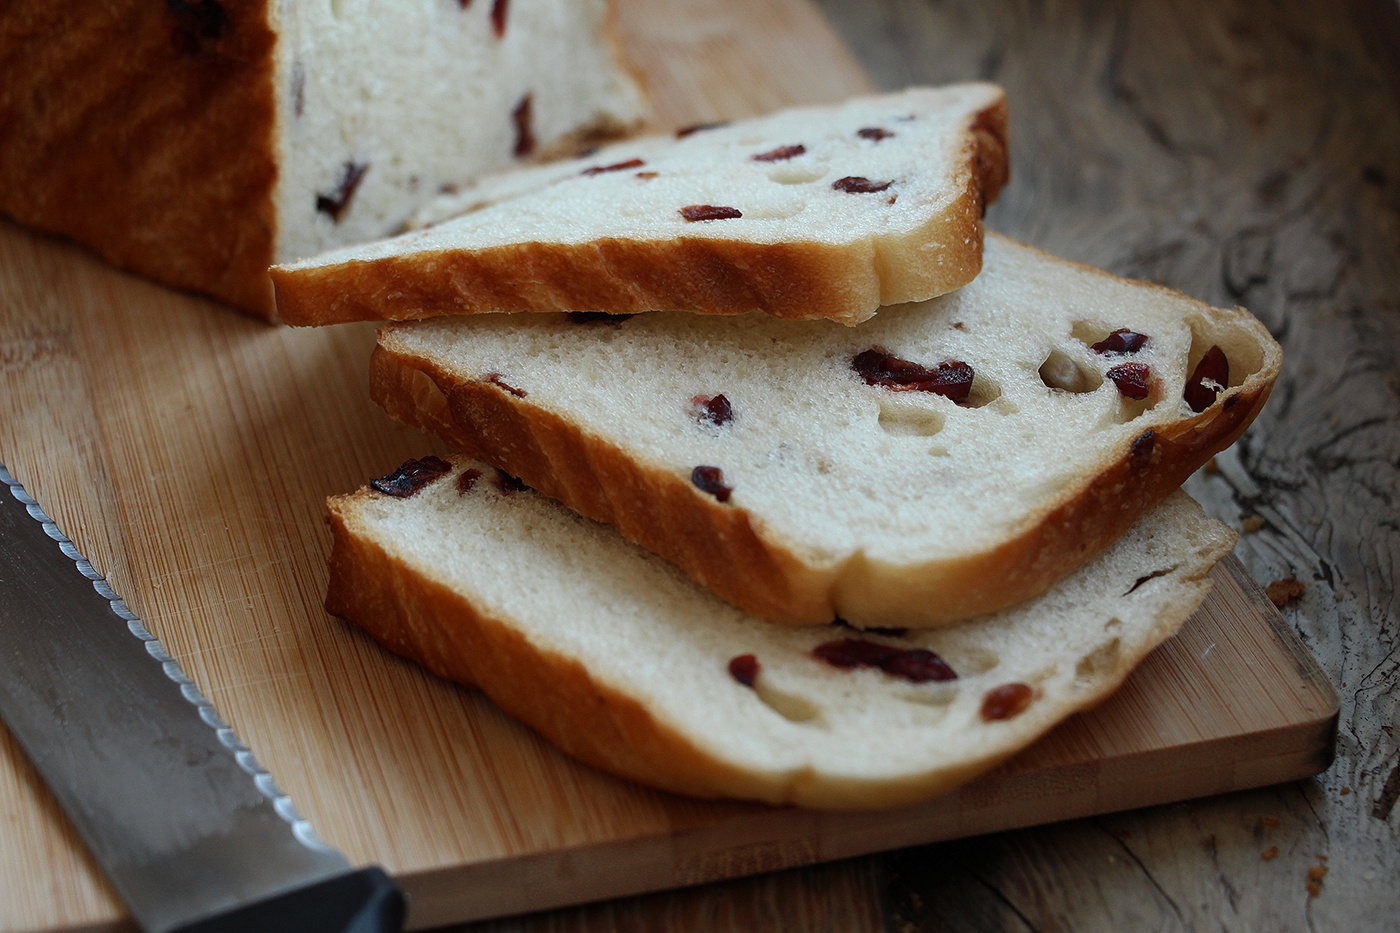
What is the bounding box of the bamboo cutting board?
[0,0,1337,931]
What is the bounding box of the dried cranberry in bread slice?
[326,457,1234,810]
[369,235,1280,628]
[0,0,643,319]
[270,84,1009,326]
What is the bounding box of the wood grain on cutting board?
[0,0,1335,931]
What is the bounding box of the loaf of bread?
[326,456,1234,810]
[369,234,1280,628]
[270,84,1009,326]
[0,0,644,318]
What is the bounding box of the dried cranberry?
[1091,329,1151,354]
[456,468,482,493]
[691,466,732,502]
[882,649,958,683]
[752,144,806,162]
[498,471,529,495]
[833,176,892,193]
[316,161,368,223]
[728,654,760,687]
[581,158,646,176]
[690,394,733,426]
[676,122,727,138]
[813,638,897,669]
[490,0,508,36]
[1129,430,1157,467]
[371,457,451,498]
[512,93,535,157]
[486,373,526,397]
[1106,362,1152,399]
[980,683,1034,721]
[852,348,974,401]
[812,638,957,683]
[1184,345,1230,412]
[680,205,742,222]
[857,127,894,141]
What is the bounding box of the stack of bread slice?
[272,85,1282,810]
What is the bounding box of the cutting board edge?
[393,697,1338,930]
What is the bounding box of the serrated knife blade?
[0,464,405,933]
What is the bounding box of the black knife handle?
[171,867,406,933]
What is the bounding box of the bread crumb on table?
[1267,577,1306,608]
[1307,863,1329,897]
[1262,846,1280,861]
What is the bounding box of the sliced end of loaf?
[271,84,1009,326]
[325,457,1234,810]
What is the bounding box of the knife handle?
[170,867,406,933]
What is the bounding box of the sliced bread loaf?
[369,234,1280,628]
[270,84,1009,326]
[326,456,1234,810]
[0,0,644,318]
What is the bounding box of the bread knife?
[0,464,405,933]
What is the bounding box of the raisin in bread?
[326,456,1235,810]
[269,84,1009,326]
[0,0,644,318]
[369,234,1280,629]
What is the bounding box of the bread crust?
[369,249,1280,629]
[325,474,1234,809]
[0,0,281,316]
[270,90,1010,327]
[326,495,789,804]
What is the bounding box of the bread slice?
[326,457,1235,810]
[0,0,644,318]
[270,84,1009,326]
[369,234,1280,628]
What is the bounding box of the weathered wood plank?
[806,0,1400,929]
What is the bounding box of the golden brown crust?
[0,1,280,317]
[969,95,1011,211]
[370,290,1279,628]
[270,94,1011,327]
[280,238,884,326]
[325,477,1234,809]
[325,494,786,803]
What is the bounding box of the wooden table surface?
[0,2,1389,932]
[443,1,1400,931]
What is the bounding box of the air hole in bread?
[1186,314,1260,392]
[961,373,1002,409]
[1070,320,1118,348]
[1039,348,1102,394]
[877,401,945,438]
[753,682,822,723]
[896,683,957,709]
[947,645,1000,675]
[1074,637,1122,688]
[1114,392,1154,424]
[767,164,827,185]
